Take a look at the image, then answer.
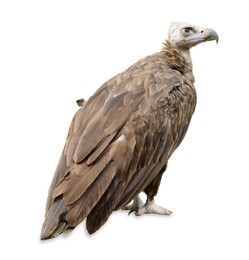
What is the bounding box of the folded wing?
[41,53,195,239]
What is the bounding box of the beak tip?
[205,28,219,44]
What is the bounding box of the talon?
[122,195,144,212]
[128,209,136,215]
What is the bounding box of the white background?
[0,0,248,259]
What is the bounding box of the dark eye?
[182,27,192,34]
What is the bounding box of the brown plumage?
[41,22,218,239]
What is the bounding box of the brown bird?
[40,22,218,239]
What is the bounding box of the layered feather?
[41,43,196,239]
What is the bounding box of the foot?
[122,196,144,211]
[135,199,172,216]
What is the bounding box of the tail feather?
[40,195,68,240]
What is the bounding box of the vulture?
[41,22,218,239]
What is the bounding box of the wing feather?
[86,132,117,165]
[86,180,125,234]
[66,161,117,226]
[65,135,132,205]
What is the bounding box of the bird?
[40,22,218,240]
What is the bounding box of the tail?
[40,195,68,240]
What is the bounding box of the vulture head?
[168,22,219,49]
[165,22,219,83]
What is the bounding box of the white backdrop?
[1,0,248,259]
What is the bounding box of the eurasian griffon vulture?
[41,22,218,239]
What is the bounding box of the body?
[41,22,218,239]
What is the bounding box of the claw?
[122,196,144,212]
[128,209,136,215]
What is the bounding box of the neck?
[162,41,195,83]
[178,48,195,83]
[178,48,192,66]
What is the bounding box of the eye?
[182,27,192,34]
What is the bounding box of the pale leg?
[135,198,172,216]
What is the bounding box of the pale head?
[168,22,219,49]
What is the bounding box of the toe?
[163,209,172,215]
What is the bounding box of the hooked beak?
[202,28,219,43]
[187,28,219,46]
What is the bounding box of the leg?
[143,163,166,198]
[136,163,172,216]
